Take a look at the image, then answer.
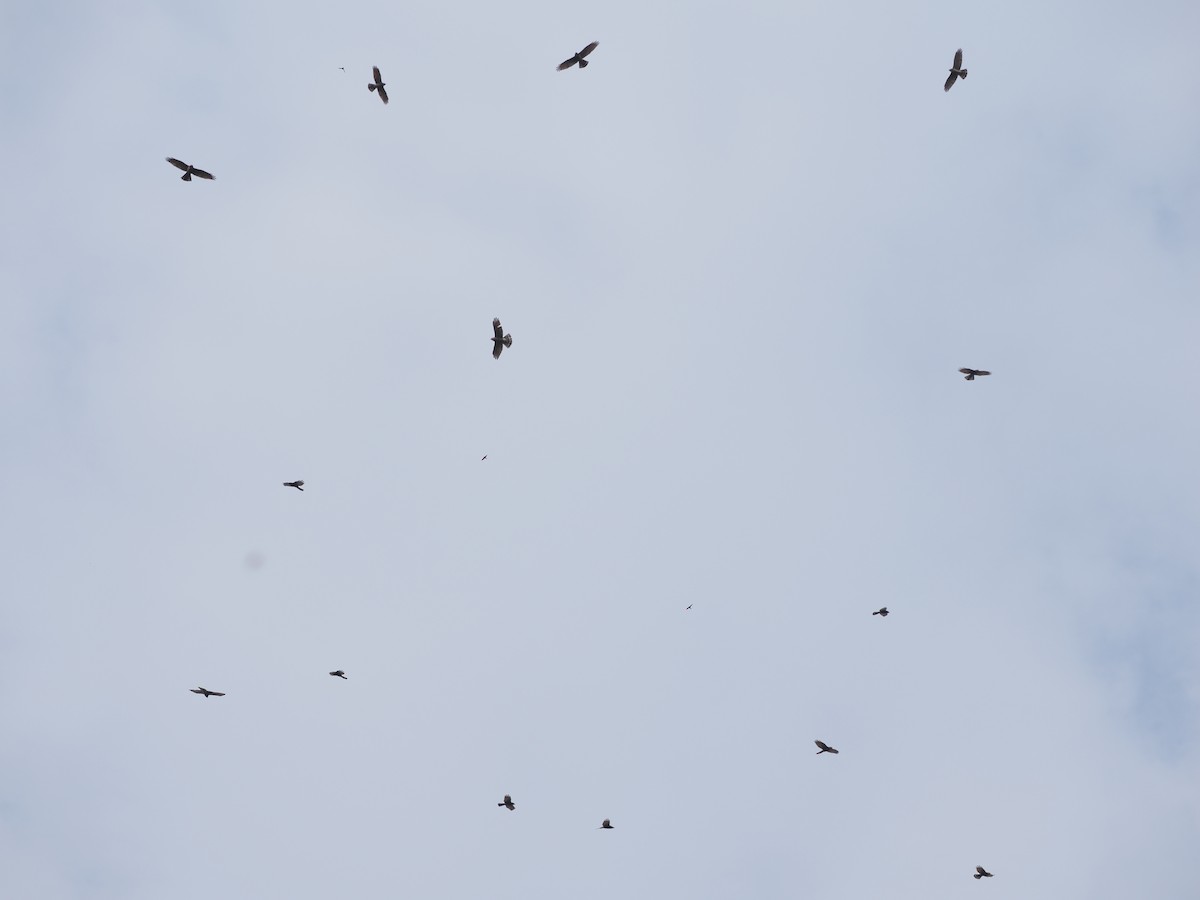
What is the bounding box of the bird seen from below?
[329,670,347,679]
[190,687,225,698]
[557,41,599,71]
[872,607,889,617]
[815,740,839,754]
[498,795,516,811]
[599,819,613,829]
[974,867,994,880]
[283,480,305,491]
[944,49,968,91]
[368,66,389,104]
[165,157,214,182]
[959,368,991,381]
[491,318,512,359]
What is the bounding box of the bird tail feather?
[960,70,967,79]
[503,335,512,347]
[369,84,377,92]
[579,59,589,68]
[181,173,192,181]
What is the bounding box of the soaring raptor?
[190,687,225,698]
[959,368,991,381]
[368,66,389,104]
[814,740,839,754]
[557,42,599,71]
[166,158,214,182]
[944,49,968,91]
[498,795,516,811]
[491,318,512,359]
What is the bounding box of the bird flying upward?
[190,687,225,697]
[599,819,613,829]
[945,49,968,91]
[166,158,215,182]
[959,368,991,381]
[491,318,512,359]
[974,867,994,879]
[284,480,305,491]
[872,607,889,617]
[814,740,839,754]
[557,41,599,71]
[329,670,347,679]
[499,795,516,810]
[369,66,389,104]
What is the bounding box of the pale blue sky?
[1,1,1198,898]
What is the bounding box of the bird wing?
[295,480,304,486]
[191,167,215,180]
[190,689,202,694]
[377,84,389,104]
[976,867,986,875]
[976,370,991,376]
[166,157,189,172]
[373,66,382,84]
[944,71,958,91]
[556,56,578,71]
[958,368,974,375]
[954,49,963,69]
[493,318,504,339]
[493,342,503,359]
[601,819,611,827]
[815,740,829,751]
[579,41,599,59]
[210,691,225,696]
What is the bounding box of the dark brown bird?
[945,49,968,91]
[974,867,994,880]
[329,670,347,679]
[368,66,389,104]
[872,607,889,617]
[498,794,516,810]
[491,318,512,359]
[284,480,305,491]
[166,158,214,182]
[557,41,599,71]
[190,687,225,698]
[598,819,613,829]
[959,368,991,381]
[814,740,839,754]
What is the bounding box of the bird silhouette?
[190,687,225,698]
[872,607,889,617]
[974,867,994,880]
[944,49,968,91]
[284,480,305,491]
[329,670,347,679]
[165,158,214,182]
[369,66,389,104]
[814,740,839,754]
[491,318,512,359]
[959,368,991,381]
[598,819,613,829]
[498,795,516,810]
[557,41,599,71]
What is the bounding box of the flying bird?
[368,66,389,104]
[872,607,889,617]
[329,670,347,679]
[974,867,994,880]
[284,480,305,491]
[491,318,512,359]
[944,49,968,91]
[959,368,991,381]
[814,740,839,754]
[190,687,225,698]
[165,157,215,182]
[481,455,487,460]
[557,41,599,71]
[598,819,614,829]
[498,795,516,810]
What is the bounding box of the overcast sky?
[2,1,1198,898]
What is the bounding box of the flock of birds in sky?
[170,41,997,882]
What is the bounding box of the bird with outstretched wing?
[558,41,599,71]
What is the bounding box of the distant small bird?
[190,687,225,698]
[599,819,613,829]
[284,480,305,491]
[498,795,516,810]
[944,49,968,91]
[557,41,599,71]
[974,867,994,880]
[165,157,214,182]
[329,670,347,679]
[814,740,839,754]
[339,67,345,72]
[491,318,512,359]
[872,607,889,617]
[368,66,389,104]
[959,368,991,381]
[686,605,692,609]
[481,455,487,460]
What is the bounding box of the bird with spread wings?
[491,318,512,359]
[959,368,991,381]
[557,42,599,71]
[498,795,516,810]
[369,66,389,104]
[190,687,225,698]
[814,740,839,754]
[166,158,215,182]
[945,49,968,91]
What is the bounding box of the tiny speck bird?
[974,867,994,880]
[872,607,889,617]
[557,41,599,71]
[329,670,347,679]
[284,480,305,491]
[190,687,225,698]
[498,795,516,810]
[491,318,512,359]
[165,157,214,182]
[944,49,968,91]
[959,368,991,381]
[814,740,839,754]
